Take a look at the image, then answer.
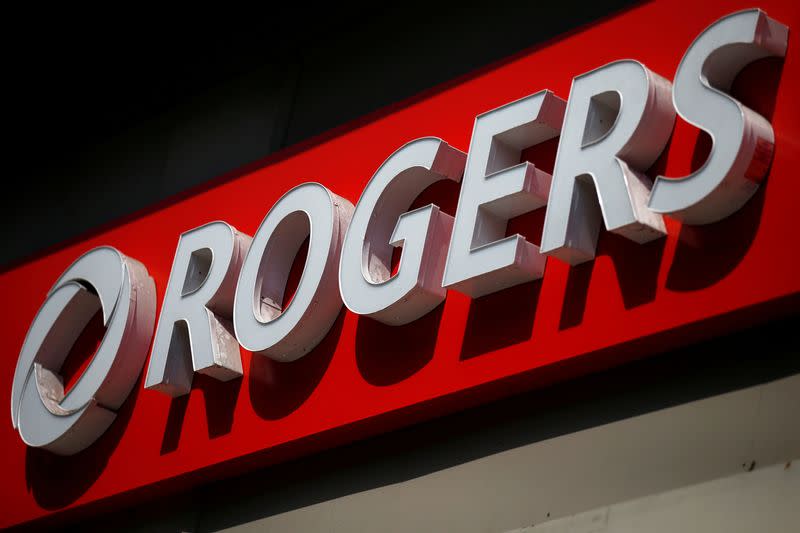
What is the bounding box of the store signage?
[10,8,788,456]
[1,1,797,528]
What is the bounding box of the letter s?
[648,9,788,224]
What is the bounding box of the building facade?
[2,1,798,531]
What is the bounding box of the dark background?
[3,2,639,268]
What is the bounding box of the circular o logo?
[10,247,155,455]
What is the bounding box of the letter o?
[233,183,353,361]
[10,247,156,455]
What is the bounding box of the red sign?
[1,0,798,528]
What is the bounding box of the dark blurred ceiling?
[3,2,640,267]
[6,10,339,167]
[6,4,641,168]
